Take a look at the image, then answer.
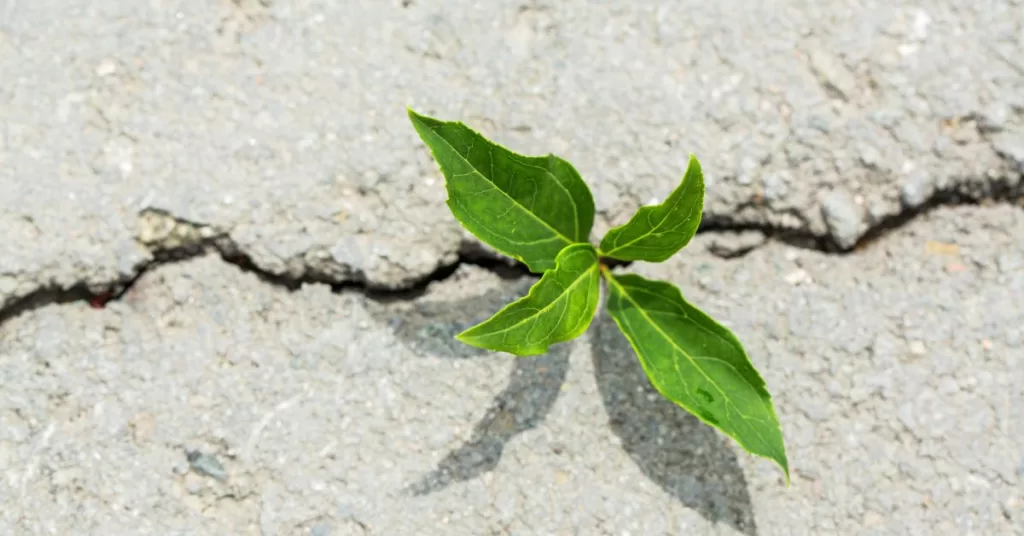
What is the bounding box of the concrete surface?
[1,0,1023,534]
[1,205,1022,535]
[2,0,1024,305]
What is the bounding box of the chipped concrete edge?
[2,169,1024,325]
[136,208,368,286]
[0,209,519,325]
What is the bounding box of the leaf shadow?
[368,278,571,496]
[590,308,759,536]
[405,344,571,495]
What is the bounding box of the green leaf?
[457,243,600,356]
[408,109,595,272]
[603,270,789,480]
[598,154,705,262]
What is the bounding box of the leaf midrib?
[424,122,579,246]
[605,275,729,398]
[600,183,696,257]
[473,261,598,338]
[605,274,779,456]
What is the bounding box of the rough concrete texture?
[3,0,1024,534]
[2,205,1022,535]
[2,0,1024,306]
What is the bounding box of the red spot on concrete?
[90,292,113,309]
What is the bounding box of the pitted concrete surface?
[2,0,1023,306]
[1,206,1022,535]
[2,0,1024,534]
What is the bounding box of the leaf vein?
[609,276,763,442]
[423,122,577,246]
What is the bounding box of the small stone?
[784,269,812,285]
[865,196,890,224]
[908,341,927,356]
[821,190,864,249]
[136,210,176,244]
[186,450,228,482]
[925,241,959,256]
[95,59,117,77]
[900,171,934,209]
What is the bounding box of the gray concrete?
[2,206,1022,535]
[2,0,1023,305]
[2,0,1023,534]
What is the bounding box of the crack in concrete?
[702,184,1024,257]
[1,188,1022,329]
[0,209,530,328]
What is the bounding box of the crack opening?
[845,188,1023,251]
[1,180,1021,328]
[699,182,1023,258]
[0,235,536,329]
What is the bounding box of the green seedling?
[408,108,789,482]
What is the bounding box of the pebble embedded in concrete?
[821,190,866,249]
[900,171,935,209]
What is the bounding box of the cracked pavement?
[1,0,1023,534]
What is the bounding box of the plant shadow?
[369,274,760,534]
[590,309,760,536]
[368,277,571,496]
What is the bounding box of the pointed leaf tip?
[598,155,705,263]
[456,243,600,356]
[408,111,595,273]
[603,271,789,479]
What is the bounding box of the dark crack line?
[0,244,534,329]
[699,186,1024,259]
[1,185,1022,328]
[844,189,1020,252]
